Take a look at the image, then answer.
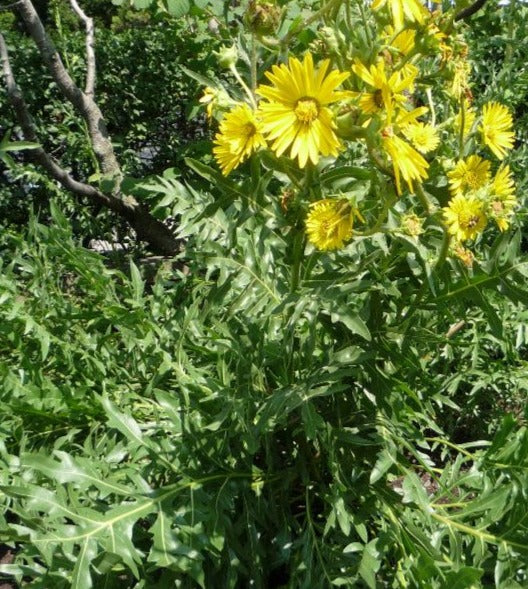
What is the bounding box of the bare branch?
[0,32,180,256]
[455,0,489,21]
[0,1,23,10]
[68,0,96,97]
[16,0,120,178]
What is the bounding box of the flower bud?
[244,1,281,35]
[213,45,238,69]
[335,107,366,140]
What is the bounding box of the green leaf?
[369,449,394,484]
[358,541,381,589]
[164,0,190,16]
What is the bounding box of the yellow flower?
[490,164,517,231]
[305,199,354,251]
[352,59,416,122]
[448,155,490,196]
[382,130,429,194]
[443,193,487,241]
[371,0,427,31]
[403,122,440,153]
[257,53,349,168]
[213,104,267,175]
[480,102,514,160]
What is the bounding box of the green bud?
[335,108,367,140]
[213,45,238,69]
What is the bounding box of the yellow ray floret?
[352,59,416,123]
[490,164,517,231]
[371,0,427,31]
[480,102,514,160]
[382,130,429,194]
[443,193,487,242]
[213,104,267,175]
[257,53,349,168]
[447,155,490,197]
[305,199,354,251]
[403,122,440,153]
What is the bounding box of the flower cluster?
[200,0,518,255]
[443,103,516,251]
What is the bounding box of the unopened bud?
[335,107,366,140]
[244,1,281,35]
[214,45,238,69]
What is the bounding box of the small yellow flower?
[489,164,517,231]
[352,59,416,122]
[200,87,218,119]
[448,155,491,197]
[213,104,267,175]
[371,0,427,31]
[443,193,487,242]
[257,52,349,168]
[382,130,429,194]
[403,122,440,153]
[480,102,514,160]
[305,199,354,251]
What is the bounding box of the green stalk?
[458,95,465,159]
[290,228,305,293]
[415,182,431,215]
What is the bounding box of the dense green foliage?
[1,1,528,587]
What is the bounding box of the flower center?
[243,122,257,138]
[459,210,481,229]
[295,98,320,123]
[464,171,482,190]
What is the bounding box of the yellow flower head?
[213,104,267,175]
[448,155,490,197]
[352,59,416,122]
[403,122,440,153]
[480,102,514,160]
[371,0,427,31]
[489,164,517,231]
[382,130,429,194]
[305,199,354,251]
[443,193,487,242]
[257,53,349,168]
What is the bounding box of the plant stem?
[250,34,258,93]
[415,182,431,215]
[458,95,465,159]
[290,228,305,293]
[229,64,257,109]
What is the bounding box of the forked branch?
[68,0,96,97]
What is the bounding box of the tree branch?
[0,32,181,256]
[16,0,119,178]
[455,0,489,21]
[68,0,95,97]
